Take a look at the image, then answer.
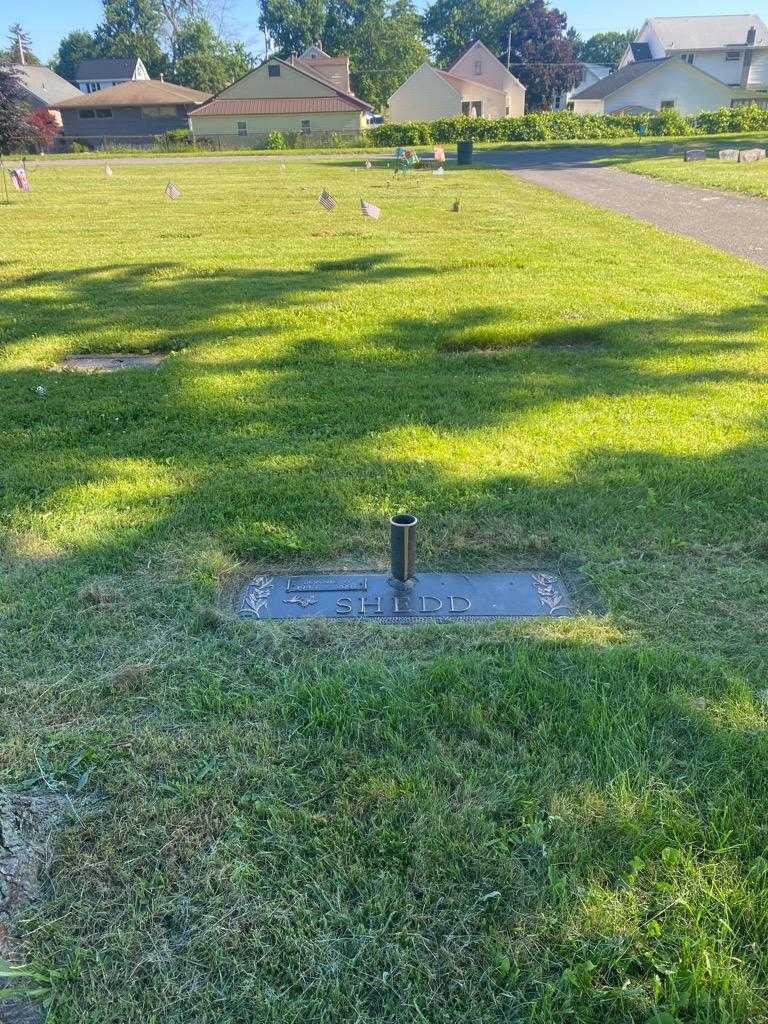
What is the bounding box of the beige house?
[388,41,525,122]
[189,46,372,145]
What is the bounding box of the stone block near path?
[719,149,739,161]
[685,148,707,162]
[739,147,766,162]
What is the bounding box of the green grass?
[612,146,768,198]
[2,158,768,1023]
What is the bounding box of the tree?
[51,30,100,82]
[423,0,515,66]
[2,23,40,65]
[94,0,171,79]
[502,0,581,110]
[173,17,252,92]
[0,61,32,153]
[259,0,427,108]
[576,29,636,68]
[26,107,61,149]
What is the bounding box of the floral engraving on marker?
[243,577,274,618]
[531,573,569,616]
[284,594,317,609]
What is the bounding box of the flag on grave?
[360,197,381,220]
[10,167,30,192]
[318,189,336,211]
[105,165,113,177]
[164,181,181,200]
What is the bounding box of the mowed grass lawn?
[2,157,768,1023]
[618,148,768,198]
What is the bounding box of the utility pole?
[506,28,511,71]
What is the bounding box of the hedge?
[367,106,768,147]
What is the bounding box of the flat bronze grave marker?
[239,515,573,623]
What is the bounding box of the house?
[188,46,372,146]
[53,80,211,147]
[10,64,81,125]
[388,41,525,122]
[554,63,611,110]
[573,14,768,115]
[75,57,149,94]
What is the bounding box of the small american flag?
[318,189,336,211]
[10,167,30,192]
[360,197,381,220]
[105,165,113,177]
[164,181,181,200]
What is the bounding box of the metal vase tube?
[390,514,417,583]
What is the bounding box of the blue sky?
[16,0,768,63]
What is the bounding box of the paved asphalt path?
[476,144,768,268]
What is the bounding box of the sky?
[12,0,768,64]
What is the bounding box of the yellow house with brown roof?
[189,46,372,146]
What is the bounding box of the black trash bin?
[457,140,474,165]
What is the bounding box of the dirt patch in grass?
[54,353,165,373]
[1,790,68,1024]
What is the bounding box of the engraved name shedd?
[335,593,471,616]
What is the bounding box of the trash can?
[457,140,474,166]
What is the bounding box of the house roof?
[447,39,525,90]
[191,56,372,116]
[190,96,367,116]
[10,64,81,105]
[75,57,142,80]
[646,14,768,49]
[54,79,211,109]
[435,68,506,96]
[575,58,673,99]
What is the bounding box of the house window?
[95,108,113,118]
[660,99,675,109]
[474,60,482,74]
[726,51,741,61]
[679,53,694,64]
[731,98,768,108]
[142,105,175,117]
[268,64,280,77]
[301,119,311,134]
[237,120,247,136]
[78,109,96,119]
[461,100,482,116]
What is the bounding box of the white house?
[75,57,149,94]
[573,14,768,115]
[388,41,525,122]
[554,63,611,109]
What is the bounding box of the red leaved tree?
[26,107,61,151]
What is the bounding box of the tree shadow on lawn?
[2,291,768,669]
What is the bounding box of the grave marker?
[718,149,739,161]
[739,147,766,162]
[239,515,573,622]
[684,148,707,162]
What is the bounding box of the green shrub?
[69,140,91,153]
[265,131,285,150]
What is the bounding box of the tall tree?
[502,0,580,110]
[3,23,40,65]
[0,61,31,153]
[423,0,514,66]
[173,17,252,91]
[576,29,636,67]
[260,0,427,108]
[51,30,100,82]
[94,0,171,78]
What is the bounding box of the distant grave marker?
[656,144,677,155]
[718,149,739,161]
[739,147,766,162]
[239,515,574,623]
[56,353,165,373]
[684,148,707,162]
